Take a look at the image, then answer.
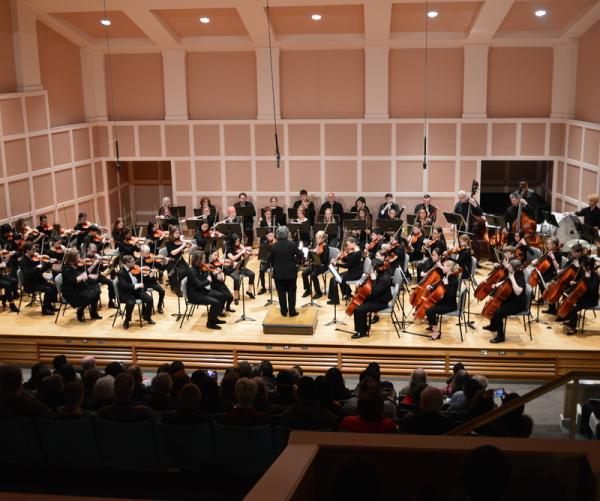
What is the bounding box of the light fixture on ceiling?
[427,10,439,18]
[100,18,111,26]
[199,16,211,24]
[535,9,547,17]
[311,13,322,21]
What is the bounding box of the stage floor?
[1,261,599,380]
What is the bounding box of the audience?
[339,391,397,433]
[0,364,50,419]
[98,373,154,423]
[54,380,85,420]
[220,378,268,426]
[126,364,147,403]
[38,374,65,411]
[161,383,206,426]
[280,377,338,430]
[403,386,456,435]
[90,375,114,411]
[345,376,396,419]
[146,373,174,412]
[23,363,51,393]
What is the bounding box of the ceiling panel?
[152,8,249,38]
[267,5,364,35]
[51,11,147,39]
[391,2,484,33]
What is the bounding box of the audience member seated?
[126,364,148,403]
[460,445,511,501]
[104,361,124,379]
[253,377,285,416]
[220,378,268,426]
[38,374,65,412]
[325,367,352,401]
[80,356,97,375]
[258,361,276,392]
[0,364,50,419]
[88,375,114,411]
[402,386,456,435]
[441,362,466,396]
[269,370,297,406]
[145,373,174,412]
[52,355,69,373]
[98,373,155,422]
[54,380,86,420]
[55,363,78,384]
[443,369,469,409]
[399,368,427,405]
[339,391,397,433]
[81,370,103,409]
[197,376,233,415]
[23,363,51,394]
[446,377,483,415]
[280,377,339,430]
[161,383,208,426]
[345,377,397,419]
[315,376,344,418]
[488,393,533,438]
[220,371,240,408]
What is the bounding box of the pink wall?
[389,49,464,118]
[280,50,365,118]
[575,20,600,124]
[187,52,257,119]
[0,0,17,93]
[37,22,84,127]
[487,47,553,118]
[106,54,165,120]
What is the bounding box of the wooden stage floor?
[1,261,599,380]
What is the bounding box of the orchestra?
[1,183,598,343]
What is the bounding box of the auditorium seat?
[155,422,216,470]
[95,419,158,470]
[37,418,101,468]
[274,425,292,457]
[0,418,44,465]
[213,423,274,477]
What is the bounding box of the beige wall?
[575,20,600,124]
[37,22,85,127]
[0,0,17,94]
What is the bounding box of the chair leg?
[137,304,143,327]
[54,303,62,324]
[528,315,533,341]
[17,290,23,314]
[180,305,188,329]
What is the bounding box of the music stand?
[444,212,470,243]
[185,219,201,232]
[234,256,256,324]
[257,243,277,307]
[541,210,559,228]
[157,216,178,230]
[288,222,311,243]
[217,223,242,238]
[287,208,297,221]
[314,222,339,238]
[302,251,322,308]
[202,237,223,256]
[256,227,275,240]
[171,206,186,219]
[235,205,255,242]
[406,214,416,226]
[343,219,367,232]
[325,264,346,326]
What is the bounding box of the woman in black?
[453,234,474,281]
[166,227,191,295]
[327,237,363,304]
[207,250,235,313]
[61,249,101,322]
[112,217,127,243]
[425,260,459,340]
[417,247,441,279]
[351,259,391,339]
[484,259,527,343]
[117,228,140,256]
[302,230,329,299]
[146,221,167,254]
[425,226,447,255]
[257,230,275,295]
[531,237,562,294]
[565,257,600,336]
[350,196,371,216]
[225,234,256,304]
[186,251,226,330]
[408,224,425,263]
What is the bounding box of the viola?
[345,275,373,316]
[424,236,439,249]
[542,263,578,304]
[474,266,507,301]
[409,266,443,307]
[315,241,325,254]
[153,229,166,239]
[144,254,170,264]
[410,231,422,246]
[481,277,514,319]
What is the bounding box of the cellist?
[482,259,527,344]
[424,260,459,341]
[543,243,585,316]
[351,259,391,340]
[564,256,599,335]
[529,237,562,297]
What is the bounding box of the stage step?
[262,307,318,335]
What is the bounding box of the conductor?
[268,226,304,317]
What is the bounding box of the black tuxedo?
[117,268,153,321]
[268,239,304,315]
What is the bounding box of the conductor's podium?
[262,307,318,335]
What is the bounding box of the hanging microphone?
[115,139,121,170]
[275,132,281,168]
[422,136,428,169]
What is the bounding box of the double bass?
[469,180,490,259]
[512,191,542,248]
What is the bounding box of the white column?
[162,50,188,121]
[80,49,108,122]
[462,44,489,119]
[256,47,280,120]
[9,0,42,92]
[551,40,578,119]
[364,46,389,119]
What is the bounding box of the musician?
[543,243,585,316]
[139,244,166,314]
[293,190,316,224]
[350,208,371,247]
[483,259,527,344]
[197,205,216,227]
[383,235,407,275]
[453,190,483,232]
[224,206,242,225]
[268,226,305,317]
[112,217,127,243]
[194,221,221,255]
[225,233,256,304]
[0,224,21,287]
[531,237,563,294]
[408,224,425,262]
[575,194,600,229]
[61,249,102,322]
[0,242,19,312]
[365,228,385,258]
[327,237,363,305]
[322,208,340,248]
[425,260,460,341]
[418,247,441,279]
[207,250,236,313]
[234,192,256,246]
[74,212,91,248]
[416,208,430,228]
[257,230,275,295]
[518,179,538,222]
[83,225,110,252]
[165,227,191,295]
[260,207,277,229]
[198,196,218,222]
[158,197,173,217]
[146,221,167,252]
[414,195,437,225]
[350,197,371,216]
[513,230,535,262]
[424,227,447,255]
[565,256,599,336]
[19,242,58,315]
[503,192,534,235]
[351,259,392,340]
[378,193,400,220]
[302,230,329,299]
[117,255,154,329]
[387,207,401,221]
[36,215,53,248]
[117,229,140,256]
[85,243,116,309]
[452,234,474,281]
[267,196,285,224]
[291,207,311,247]
[187,251,227,330]
[318,193,344,221]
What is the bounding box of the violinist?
[36,215,53,248]
[47,237,66,277]
[225,233,256,304]
[74,212,91,247]
[187,251,227,330]
[424,260,460,341]
[0,223,20,286]
[194,221,221,254]
[85,243,116,309]
[408,223,425,263]
[293,190,316,224]
[350,208,371,247]
[291,207,311,247]
[207,250,235,313]
[378,193,400,220]
[158,197,173,217]
[351,259,392,340]
[165,227,191,296]
[19,242,58,315]
[387,207,401,221]
[451,234,473,281]
[0,244,19,312]
[83,225,110,251]
[424,226,447,255]
[350,197,371,217]
[454,190,482,233]
[258,230,275,295]
[564,256,599,335]
[365,228,385,259]
[118,229,141,256]
[301,230,329,299]
[574,194,600,229]
[139,244,165,314]
[543,243,585,316]
[117,255,154,329]
[381,235,406,275]
[61,249,102,323]
[112,217,127,243]
[234,192,256,246]
[327,237,363,305]
[146,221,167,254]
[414,194,437,225]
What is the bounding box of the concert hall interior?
[2,0,600,499]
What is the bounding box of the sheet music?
[329,264,342,283]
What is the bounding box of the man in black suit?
[378,193,400,220]
[19,242,58,315]
[518,179,539,222]
[117,255,154,329]
[454,190,483,233]
[293,190,316,224]
[351,259,392,339]
[414,194,437,224]
[234,192,256,246]
[268,226,304,317]
[318,192,344,221]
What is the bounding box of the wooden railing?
[446,370,600,438]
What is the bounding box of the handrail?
[446,370,600,437]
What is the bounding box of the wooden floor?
[1,260,599,380]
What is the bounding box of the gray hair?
[93,375,114,401]
[276,225,290,240]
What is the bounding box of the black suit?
[117,268,153,321]
[353,273,392,335]
[268,239,304,315]
[186,267,226,323]
[520,188,538,222]
[319,201,344,220]
[328,250,363,304]
[378,202,400,220]
[19,255,57,311]
[293,200,315,224]
[61,265,100,314]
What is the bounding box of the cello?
[345,274,373,316]
[474,266,507,301]
[542,262,578,304]
[409,266,443,307]
[414,267,462,319]
[481,277,514,320]
[468,180,490,259]
[556,265,593,318]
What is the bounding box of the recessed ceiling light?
[199,17,211,24]
[311,13,322,21]
[100,19,111,26]
[427,10,439,18]
[535,9,547,17]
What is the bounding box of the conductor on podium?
[268,226,304,317]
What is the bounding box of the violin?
[153,229,167,239]
[31,253,51,263]
[345,274,373,316]
[143,254,171,264]
[174,239,192,247]
[127,236,146,246]
[442,245,461,259]
[76,257,96,267]
[410,229,422,246]
[366,234,382,253]
[424,235,439,249]
[474,266,507,301]
[315,241,326,255]
[131,265,152,276]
